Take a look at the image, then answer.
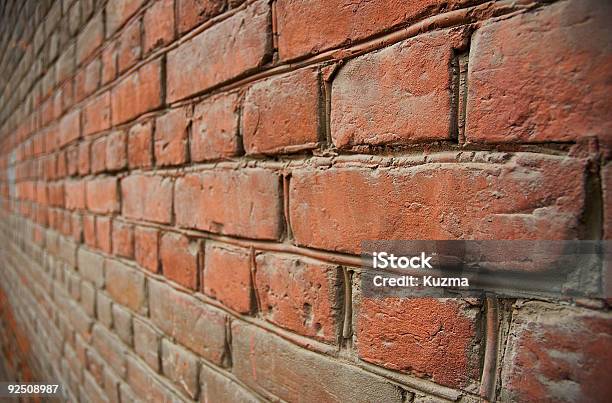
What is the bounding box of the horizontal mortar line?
[1,0,539,138]
[0,233,474,400]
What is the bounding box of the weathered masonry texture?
[0,0,610,402]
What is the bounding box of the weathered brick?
[160,232,199,290]
[97,292,113,328]
[106,0,146,36]
[84,214,97,248]
[92,324,126,377]
[356,296,480,389]
[133,318,160,372]
[167,0,271,102]
[500,302,612,402]
[75,58,101,101]
[191,92,241,162]
[149,280,228,365]
[154,107,189,167]
[203,243,252,313]
[128,121,153,168]
[161,339,199,399]
[243,68,320,155]
[83,92,111,136]
[86,177,118,213]
[604,163,611,240]
[176,0,225,35]
[126,356,175,402]
[112,220,134,258]
[276,0,469,60]
[104,259,146,313]
[112,304,133,345]
[101,45,117,85]
[135,226,159,272]
[91,137,107,173]
[255,253,341,342]
[96,216,112,253]
[76,12,103,65]
[105,131,127,171]
[232,321,403,402]
[121,174,173,224]
[80,281,97,317]
[59,109,81,147]
[78,140,91,175]
[175,169,282,239]
[290,154,587,254]
[466,0,612,144]
[111,59,162,124]
[65,179,86,210]
[143,0,175,53]
[200,365,259,403]
[117,19,142,73]
[331,29,466,148]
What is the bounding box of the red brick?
[105,131,127,171]
[143,0,175,53]
[191,93,241,162]
[101,45,117,85]
[91,137,107,174]
[105,259,147,313]
[75,58,101,101]
[175,169,282,239]
[76,12,103,65]
[128,121,153,168]
[56,150,68,178]
[243,68,320,155]
[154,107,189,166]
[161,339,199,399]
[176,0,225,35]
[255,253,340,342]
[357,297,480,389]
[48,182,65,207]
[112,221,134,258]
[117,19,142,73]
[106,0,146,36]
[121,174,173,224]
[203,243,252,313]
[78,140,91,175]
[83,92,111,136]
[135,226,159,273]
[232,321,403,402]
[167,0,271,102]
[84,214,96,247]
[65,179,86,210]
[111,59,162,125]
[160,232,199,290]
[59,109,81,147]
[86,177,119,213]
[96,216,112,253]
[331,29,465,148]
[290,154,587,254]
[148,280,228,365]
[276,0,470,60]
[500,302,612,402]
[466,0,612,144]
[67,145,79,175]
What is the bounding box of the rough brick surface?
[331,29,466,148]
[243,68,320,154]
[290,155,587,253]
[175,169,282,239]
[0,1,609,402]
[466,0,612,144]
[166,0,271,102]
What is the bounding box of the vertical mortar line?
[457,51,469,145]
[480,295,499,402]
[270,0,279,61]
[249,246,262,315]
[160,53,167,108]
[341,267,353,341]
[282,172,292,241]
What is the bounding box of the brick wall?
[0,0,610,402]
